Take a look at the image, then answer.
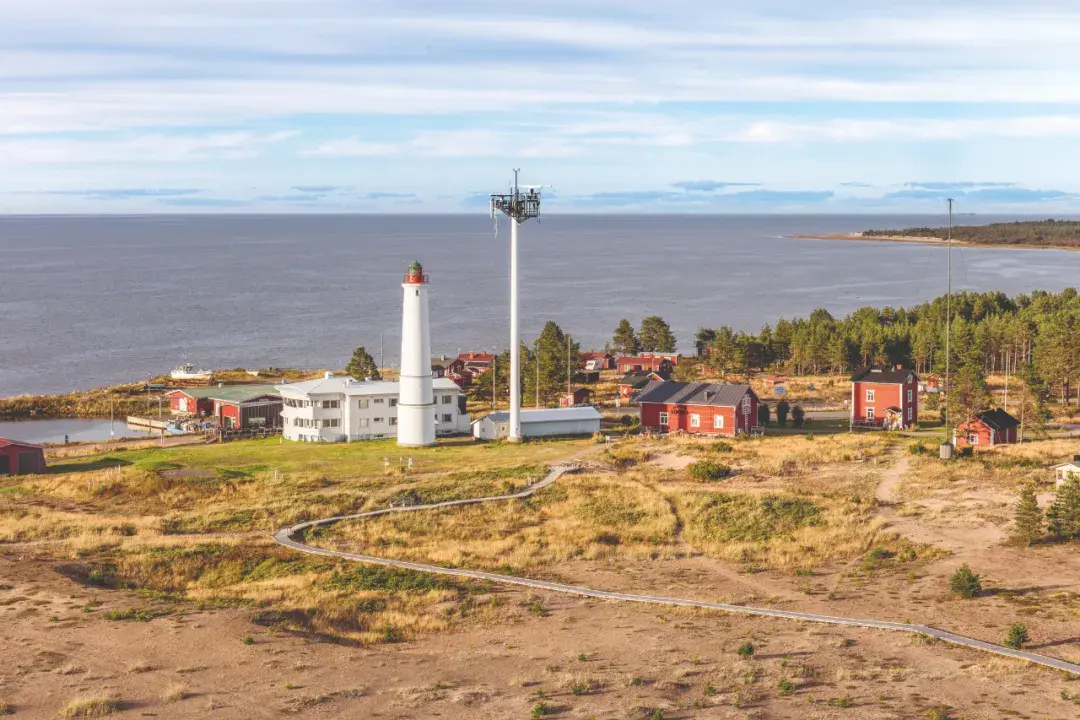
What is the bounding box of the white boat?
[170,363,213,381]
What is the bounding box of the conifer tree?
[612,319,640,355]
[1012,482,1044,546]
[1047,476,1080,541]
[345,346,381,381]
[640,316,676,353]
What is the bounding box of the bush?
[776,399,790,427]
[687,460,731,481]
[714,441,733,453]
[791,406,805,428]
[957,446,973,458]
[1004,622,1029,650]
[777,678,796,696]
[908,442,927,455]
[949,565,982,599]
[757,403,770,427]
[736,641,755,659]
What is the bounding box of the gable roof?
[619,370,668,387]
[850,366,918,384]
[479,407,602,424]
[974,408,1020,430]
[636,381,753,407]
[0,438,43,450]
[167,384,281,403]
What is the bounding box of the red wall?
[220,403,241,428]
[641,392,758,436]
[955,419,1017,448]
[852,375,919,428]
[0,443,46,475]
[616,354,679,373]
[169,393,212,415]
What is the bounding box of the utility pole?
[945,197,953,447]
[491,350,497,411]
[567,334,572,401]
[1004,347,1009,411]
[535,340,540,408]
[380,331,384,375]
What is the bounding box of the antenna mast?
[491,170,543,442]
[945,197,953,446]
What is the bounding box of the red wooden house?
[0,438,46,476]
[167,384,283,429]
[455,352,494,374]
[637,382,760,436]
[619,370,669,400]
[850,367,919,429]
[581,351,614,371]
[615,353,680,373]
[954,408,1020,448]
[559,387,592,407]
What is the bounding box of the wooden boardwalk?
[273,464,1080,676]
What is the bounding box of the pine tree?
[528,322,579,406]
[345,346,381,381]
[1012,482,1044,546]
[1048,476,1080,541]
[775,399,790,427]
[640,316,676,353]
[612,319,640,355]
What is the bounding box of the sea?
[2,213,1078,398]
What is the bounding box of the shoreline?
[786,232,1073,251]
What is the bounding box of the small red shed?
[559,388,592,407]
[637,382,760,437]
[0,438,46,476]
[955,408,1020,448]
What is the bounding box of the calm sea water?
[0,418,150,444]
[2,213,1078,398]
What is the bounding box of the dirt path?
[876,453,908,505]
[274,464,1080,677]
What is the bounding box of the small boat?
[170,363,213,381]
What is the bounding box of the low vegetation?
[60,695,122,717]
[948,565,982,599]
[863,219,1080,248]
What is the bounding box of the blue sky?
[5,0,1080,213]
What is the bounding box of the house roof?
[619,370,668,387]
[167,384,281,403]
[479,407,602,424]
[615,353,678,363]
[1054,461,1080,470]
[0,438,43,450]
[974,408,1021,430]
[276,375,459,398]
[636,381,753,407]
[850,366,918,384]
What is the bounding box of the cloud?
[292,185,347,193]
[360,192,418,200]
[839,182,872,188]
[256,194,324,203]
[307,130,580,159]
[670,181,760,192]
[0,132,294,164]
[12,188,202,200]
[904,181,1016,190]
[158,197,249,207]
[562,187,835,208]
[883,187,1075,203]
[729,117,1080,143]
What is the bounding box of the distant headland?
[790,219,1080,249]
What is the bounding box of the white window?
[658,412,669,426]
[442,396,452,404]
[389,399,398,407]
[742,396,750,410]
[866,407,875,420]
[690,414,700,428]
[389,418,398,426]
[359,418,369,428]
[866,389,876,403]
[969,433,979,445]
[442,413,452,423]
[374,417,384,423]
[321,400,338,409]
[907,407,912,420]
[358,398,369,409]
[907,389,912,403]
[714,415,725,429]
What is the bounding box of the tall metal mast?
[945,197,953,445]
[491,170,542,442]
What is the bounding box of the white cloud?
[729,116,1080,142]
[0,131,294,164]
[308,130,581,159]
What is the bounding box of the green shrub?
[736,641,755,659]
[791,406,805,428]
[687,460,731,481]
[776,399,790,426]
[777,678,796,696]
[714,441,733,453]
[949,565,982,599]
[908,442,927,455]
[1004,622,1029,650]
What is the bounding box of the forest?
[862,219,1080,247]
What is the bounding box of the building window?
[866,389,875,402]
[374,417,384,423]
[358,398,369,409]
[969,433,979,445]
[658,412,669,426]
[321,400,339,409]
[442,413,452,423]
[442,395,452,404]
[714,415,724,429]
[866,407,875,420]
[690,413,700,428]
[389,399,398,407]
[389,418,398,426]
[907,407,912,421]
[374,398,385,404]
[359,418,369,428]
[907,389,912,403]
[742,396,750,410]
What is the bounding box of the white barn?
[277,373,470,443]
[472,406,602,441]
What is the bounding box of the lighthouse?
[397,261,435,447]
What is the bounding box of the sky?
[5,0,1080,213]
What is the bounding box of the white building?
[472,407,602,441]
[277,373,470,443]
[398,260,435,447]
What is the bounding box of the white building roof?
[477,407,602,424]
[276,375,459,398]
[1053,461,1080,471]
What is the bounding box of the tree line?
[863,219,1080,248]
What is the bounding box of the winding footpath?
[273,464,1080,676]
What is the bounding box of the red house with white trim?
[166,384,283,429]
[637,381,760,436]
[954,408,1020,448]
[615,353,680,373]
[850,367,919,429]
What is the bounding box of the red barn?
[637,382,760,436]
[850,367,919,429]
[615,353,680,373]
[955,408,1020,448]
[166,388,215,416]
[168,384,282,430]
[0,438,46,476]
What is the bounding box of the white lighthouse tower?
[397,260,435,447]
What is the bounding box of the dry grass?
[901,437,1068,501]
[125,660,153,674]
[59,695,122,717]
[161,684,188,703]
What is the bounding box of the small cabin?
[954,408,1020,449]
[559,388,592,407]
[1054,456,1080,488]
[0,438,46,476]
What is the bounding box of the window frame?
[658,411,669,426]
[714,414,724,429]
[866,407,875,420]
[866,388,876,403]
